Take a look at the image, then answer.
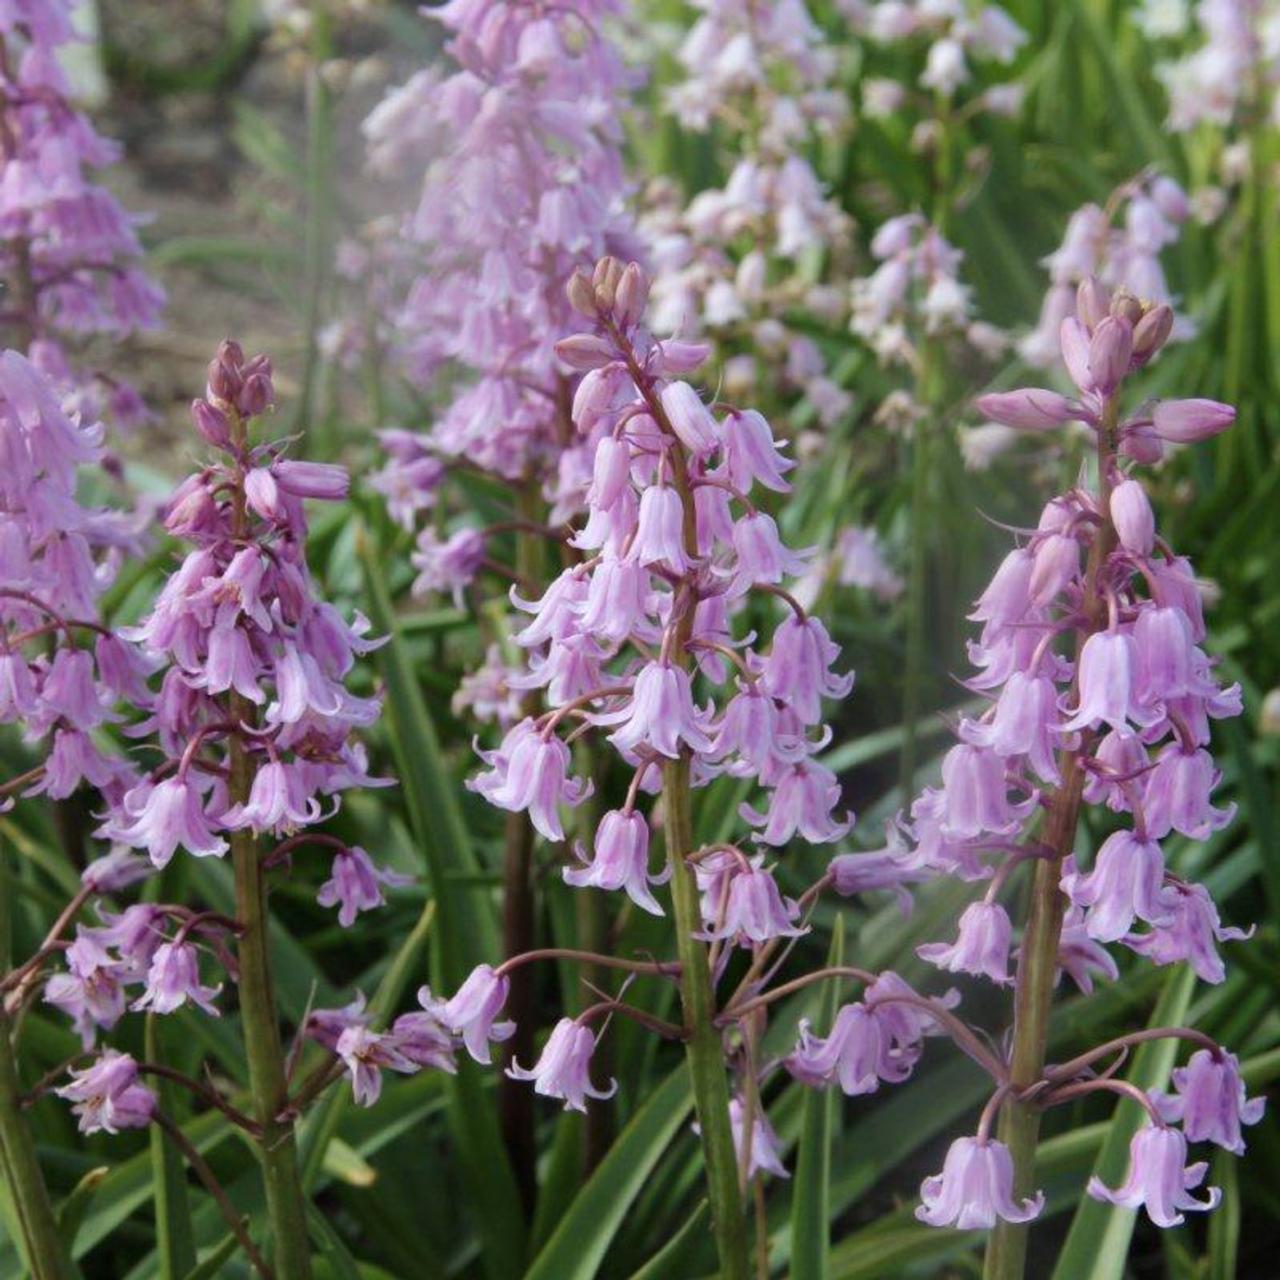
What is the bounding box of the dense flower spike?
[899,276,1251,1249]
[0,2,162,423]
[644,0,854,424]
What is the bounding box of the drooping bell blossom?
[56,1051,157,1136]
[389,1008,458,1075]
[105,775,229,868]
[725,1096,789,1180]
[316,846,414,928]
[740,758,852,847]
[410,527,487,608]
[1142,745,1236,840]
[697,862,806,947]
[1087,1125,1221,1226]
[433,965,515,1066]
[961,672,1062,785]
[564,808,666,916]
[828,840,927,915]
[762,614,854,727]
[1054,903,1122,994]
[1062,831,1171,942]
[131,942,222,1017]
[1060,631,1145,733]
[43,934,129,1048]
[918,900,1014,985]
[0,5,163,424]
[1124,881,1251,985]
[469,718,593,841]
[506,1017,617,1113]
[335,1024,421,1108]
[600,661,714,759]
[916,1138,1044,1229]
[1152,1049,1266,1155]
[938,744,1028,839]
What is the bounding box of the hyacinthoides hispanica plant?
[890,276,1254,1279]
[0,0,163,426]
[420,252,980,1278]
[364,0,642,1202]
[0,348,152,1280]
[1,342,471,1280]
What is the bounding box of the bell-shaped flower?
[317,846,413,927]
[918,900,1014,985]
[132,941,222,1017]
[575,554,650,646]
[222,761,322,836]
[57,1052,157,1136]
[660,380,719,456]
[601,661,713,759]
[632,485,694,573]
[1087,1125,1220,1227]
[725,1097,788,1180]
[469,718,592,841]
[1111,478,1155,555]
[961,672,1061,785]
[761,614,853,726]
[434,965,515,1065]
[1028,533,1080,607]
[741,758,851,846]
[1152,1049,1265,1155]
[1132,605,1196,707]
[1124,882,1250,985]
[939,744,1025,839]
[109,775,228,868]
[335,1025,420,1107]
[1082,729,1149,812]
[1063,830,1171,942]
[1142,746,1235,841]
[507,1017,616,1113]
[1054,903,1121,994]
[1060,630,1146,733]
[916,1137,1043,1229]
[697,862,805,946]
[722,408,793,494]
[564,809,666,915]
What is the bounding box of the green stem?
[228,409,312,1280]
[984,402,1118,1280]
[0,1012,72,1280]
[664,757,749,1280]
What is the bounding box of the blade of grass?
[790,917,845,1280]
[146,1016,197,1279]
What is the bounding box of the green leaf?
[526,1065,694,1280]
[146,1016,198,1279]
[306,1201,364,1280]
[625,1200,709,1280]
[1207,1149,1240,1280]
[790,917,845,1280]
[55,1166,108,1256]
[179,1230,242,1280]
[356,525,498,977]
[1050,965,1198,1280]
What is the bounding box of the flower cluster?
[644,0,855,427]
[0,350,143,806]
[364,0,641,510]
[851,212,1006,370]
[0,1,163,425]
[1018,172,1191,370]
[35,343,407,1113]
[893,276,1258,1230]
[1147,0,1280,132]
[846,0,1027,119]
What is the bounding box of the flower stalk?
[227,404,313,1280]
[984,399,1118,1280]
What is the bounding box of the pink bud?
[1076,277,1110,332]
[237,371,274,418]
[1132,304,1173,364]
[652,340,711,375]
[660,381,718,455]
[1059,318,1092,392]
[554,335,616,371]
[1110,479,1155,555]
[190,398,230,447]
[206,356,241,403]
[973,389,1078,431]
[1151,399,1235,443]
[1088,316,1133,396]
[1120,427,1165,464]
[614,262,649,330]
[566,270,596,318]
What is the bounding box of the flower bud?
[237,370,275,418]
[592,256,624,311]
[1088,316,1133,396]
[216,338,245,370]
[566,269,596,318]
[973,388,1078,431]
[1132,304,1174,364]
[1109,288,1143,327]
[206,355,242,403]
[554,334,615,371]
[1151,398,1235,443]
[190,398,230,447]
[1120,427,1165,465]
[1110,478,1155,555]
[614,261,649,330]
[1076,276,1110,332]
[660,381,719,455]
